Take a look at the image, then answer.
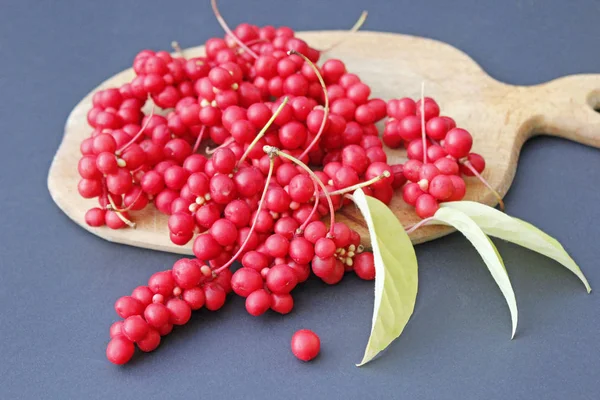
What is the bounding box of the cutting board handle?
[521,74,600,148]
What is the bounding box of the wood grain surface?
[47,31,600,254]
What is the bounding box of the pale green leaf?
[431,207,518,338]
[352,189,418,366]
[441,201,591,293]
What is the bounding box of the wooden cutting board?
[47,30,600,255]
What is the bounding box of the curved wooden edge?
[514,74,600,148]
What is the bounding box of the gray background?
[1,0,599,399]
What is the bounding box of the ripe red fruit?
[266,264,298,294]
[122,315,150,342]
[106,336,135,365]
[109,321,123,338]
[114,296,145,318]
[448,175,467,201]
[85,207,106,227]
[443,128,473,159]
[148,271,176,296]
[131,286,154,306]
[210,219,239,246]
[144,303,171,328]
[137,329,161,352]
[461,153,486,176]
[288,174,314,203]
[270,293,294,314]
[354,252,376,280]
[415,194,440,219]
[203,282,227,311]
[172,258,202,289]
[193,234,223,261]
[231,267,264,298]
[166,298,192,325]
[402,183,425,206]
[429,175,455,201]
[291,329,320,361]
[245,289,272,316]
[289,237,315,265]
[265,234,290,258]
[303,220,327,244]
[182,287,206,310]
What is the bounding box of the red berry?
[291,329,320,361]
[131,286,154,306]
[443,128,473,159]
[415,194,439,219]
[245,289,272,316]
[193,234,223,261]
[203,282,227,311]
[166,298,192,325]
[114,296,144,318]
[85,207,106,227]
[172,258,203,289]
[461,153,486,176]
[106,336,135,365]
[448,175,466,201]
[266,264,298,294]
[109,321,123,338]
[231,267,264,298]
[402,183,425,206]
[314,237,336,258]
[303,221,327,244]
[182,287,206,310]
[434,157,460,176]
[269,293,293,314]
[429,175,455,201]
[144,303,171,328]
[148,271,176,296]
[122,315,150,342]
[354,252,376,280]
[137,329,161,352]
[387,97,416,120]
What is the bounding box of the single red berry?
[166,298,192,325]
[270,293,294,314]
[137,329,161,352]
[231,267,264,298]
[443,128,473,159]
[109,321,123,338]
[106,336,135,365]
[122,315,150,343]
[291,329,320,361]
[448,175,466,201]
[314,237,336,259]
[266,264,298,294]
[114,296,144,318]
[461,153,486,176]
[148,271,176,296]
[85,207,106,227]
[172,258,203,289]
[144,303,171,329]
[415,194,440,219]
[245,289,272,316]
[131,286,154,306]
[182,287,206,310]
[203,282,227,311]
[354,252,375,280]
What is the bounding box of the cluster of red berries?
[75,3,490,365]
[382,97,486,218]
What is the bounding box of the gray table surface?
[1,1,599,399]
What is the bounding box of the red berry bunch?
[107,258,231,365]
[382,96,487,218]
[76,2,493,365]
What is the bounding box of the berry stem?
[265,145,337,236]
[420,81,428,165]
[116,105,155,155]
[327,171,391,196]
[405,216,434,234]
[237,96,290,167]
[317,11,369,53]
[296,183,320,234]
[107,194,136,228]
[206,137,234,155]
[461,160,505,210]
[107,189,143,213]
[210,0,259,59]
[192,125,206,153]
[171,41,185,58]
[289,50,329,161]
[213,153,276,275]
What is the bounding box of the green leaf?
[352,189,418,366]
[431,207,518,338]
[441,202,591,293]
